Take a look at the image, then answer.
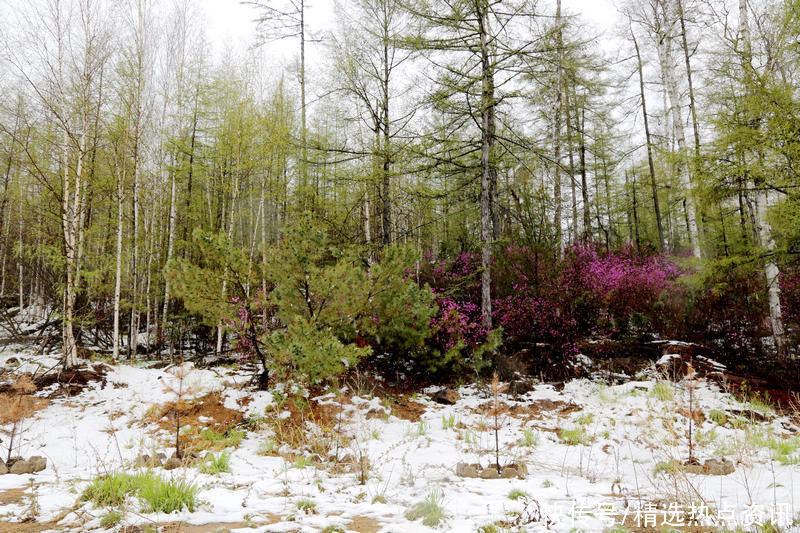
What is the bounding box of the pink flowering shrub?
[490,243,682,346]
[780,262,800,326]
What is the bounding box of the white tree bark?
[654,1,700,258]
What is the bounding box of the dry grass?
[0,375,50,461]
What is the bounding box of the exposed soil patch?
[23,364,112,397]
[473,399,581,419]
[144,391,244,436]
[386,397,426,422]
[0,487,27,505]
[0,521,63,532]
[153,518,279,532]
[347,515,382,533]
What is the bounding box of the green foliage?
[519,428,539,448]
[100,510,124,528]
[708,410,728,426]
[136,476,199,513]
[82,471,198,513]
[507,488,529,501]
[200,428,245,449]
[199,451,231,474]
[405,490,447,527]
[266,316,371,384]
[650,382,674,402]
[296,499,317,513]
[81,472,143,507]
[167,229,260,328]
[653,461,679,476]
[559,427,589,446]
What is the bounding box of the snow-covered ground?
[1,344,799,532]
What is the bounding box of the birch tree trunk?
[655,1,700,257]
[552,0,564,257]
[739,0,785,352]
[631,27,665,251]
[478,0,494,330]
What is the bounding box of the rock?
[10,460,33,474]
[163,457,182,470]
[456,463,479,478]
[6,456,23,469]
[134,454,164,467]
[0,461,7,474]
[431,388,460,405]
[682,460,705,475]
[479,467,500,479]
[705,458,734,475]
[28,456,46,473]
[501,467,517,479]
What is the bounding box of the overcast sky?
[200,0,622,59]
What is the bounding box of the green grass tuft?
[199,451,231,474]
[82,471,198,513]
[519,428,538,448]
[296,499,317,513]
[99,510,124,528]
[200,428,245,448]
[708,409,728,426]
[405,490,447,527]
[559,427,589,446]
[81,472,144,507]
[507,488,529,501]
[650,382,674,401]
[136,476,199,513]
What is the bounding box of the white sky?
[200,0,622,59]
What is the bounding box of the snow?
[1,346,799,532]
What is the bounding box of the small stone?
[479,467,500,479]
[10,460,33,474]
[456,463,479,478]
[431,388,460,405]
[163,457,182,470]
[501,467,517,479]
[682,461,705,475]
[28,456,46,473]
[0,461,7,474]
[705,458,734,475]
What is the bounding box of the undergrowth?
[81,471,198,513]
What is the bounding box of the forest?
[1,0,799,383]
[0,0,799,531]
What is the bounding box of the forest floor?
[0,341,799,532]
